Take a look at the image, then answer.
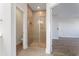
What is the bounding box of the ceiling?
[28,3,46,11]
[52,3,79,19]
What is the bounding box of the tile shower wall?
[27,5,34,46]
[33,11,46,48]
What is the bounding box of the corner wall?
[0,3,12,56]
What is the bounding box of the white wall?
[52,17,59,39]
[52,17,79,39]
[58,18,79,38]
[0,3,12,56]
[52,3,79,39]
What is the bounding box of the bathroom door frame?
[11,4,28,56]
[11,3,59,56]
[46,3,59,54]
[16,4,28,50]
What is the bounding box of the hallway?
[16,42,46,56]
[16,3,46,56]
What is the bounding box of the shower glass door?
[33,16,40,47]
[34,16,46,48]
[39,16,46,48]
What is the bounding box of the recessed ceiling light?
[37,6,40,9]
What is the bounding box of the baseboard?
[59,36,79,39]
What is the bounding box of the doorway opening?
[16,3,47,56]
[27,4,46,48]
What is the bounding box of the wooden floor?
[16,42,46,56]
[17,47,53,56]
[53,37,79,56]
[16,43,23,55]
[16,37,79,56]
